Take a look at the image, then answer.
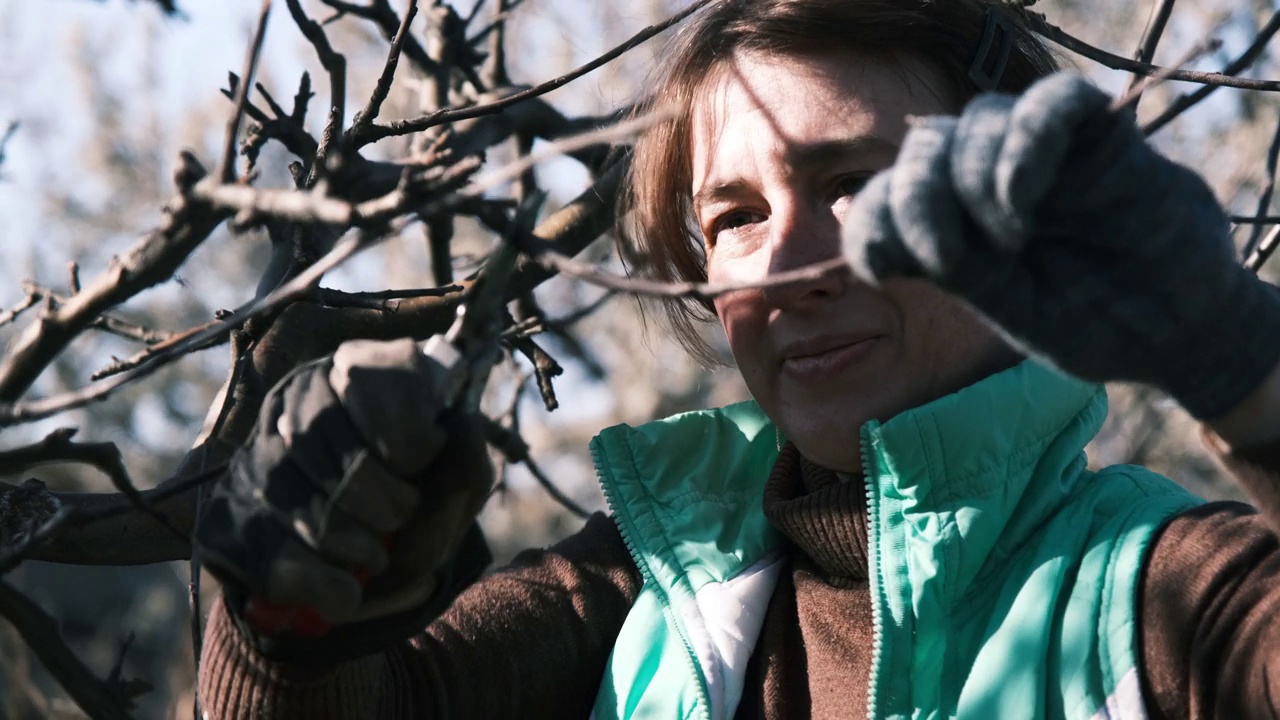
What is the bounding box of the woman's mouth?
[781,336,885,382]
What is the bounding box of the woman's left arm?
[840,70,1280,720]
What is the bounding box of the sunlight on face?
[692,51,1014,472]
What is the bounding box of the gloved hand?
[842,72,1280,420]
[197,338,493,662]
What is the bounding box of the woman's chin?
[778,411,872,473]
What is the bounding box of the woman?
[195,0,1280,718]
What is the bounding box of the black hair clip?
[969,8,1015,92]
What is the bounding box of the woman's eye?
[833,174,871,200]
[709,210,762,238]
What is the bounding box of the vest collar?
[864,358,1107,598]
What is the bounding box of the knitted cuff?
[224,522,492,666]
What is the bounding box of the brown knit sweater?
[200,437,1280,719]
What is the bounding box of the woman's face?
[692,51,1015,472]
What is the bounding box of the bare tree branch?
[0,579,139,720]
[1110,38,1222,112]
[358,0,712,144]
[285,0,347,177]
[221,0,272,183]
[349,0,418,137]
[0,157,628,565]
[19,282,176,345]
[0,427,186,547]
[0,290,40,329]
[1143,10,1280,135]
[318,0,443,81]
[481,415,588,519]
[1242,116,1280,261]
[1247,224,1280,272]
[1027,12,1280,92]
[0,152,228,404]
[522,233,850,301]
[0,121,18,175]
[1124,0,1177,103]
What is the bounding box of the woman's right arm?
[193,338,643,718]
[199,511,641,719]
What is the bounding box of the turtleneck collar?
[760,360,1106,587]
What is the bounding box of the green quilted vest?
[589,360,1202,720]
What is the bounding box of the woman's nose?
[760,205,850,306]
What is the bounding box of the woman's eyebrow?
[692,137,900,213]
[693,180,754,213]
[784,136,900,168]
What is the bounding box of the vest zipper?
[863,422,885,720]
[593,442,714,720]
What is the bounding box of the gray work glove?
[842,72,1280,420]
[197,338,493,663]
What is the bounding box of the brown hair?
[624,0,1060,364]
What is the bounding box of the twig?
[0,501,77,576]
[466,0,527,48]
[523,235,849,301]
[0,233,359,427]
[1123,0,1178,104]
[198,111,655,232]
[480,416,588,518]
[1144,10,1280,135]
[194,155,480,229]
[292,71,314,125]
[222,0,272,183]
[545,290,617,329]
[0,161,627,564]
[19,283,174,345]
[0,579,137,720]
[507,328,562,411]
[255,81,289,120]
[1243,115,1280,260]
[0,119,641,428]
[349,0,418,137]
[91,317,227,381]
[362,0,712,143]
[467,110,673,196]
[1231,215,1280,224]
[1110,38,1221,112]
[1028,13,1280,92]
[0,151,227,404]
[286,0,347,176]
[318,0,443,80]
[426,216,456,286]
[483,0,511,87]
[0,292,39,329]
[0,121,18,172]
[0,428,187,543]
[1245,224,1280,272]
[314,285,464,311]
[222,79,319,162]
